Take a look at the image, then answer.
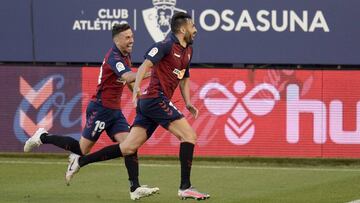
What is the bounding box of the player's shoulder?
[146,38,173,59]
[108,46,124,61]
[107,46,127,64]
[161,36,174,46]
[104,48,130,75]
[156,37,174,52]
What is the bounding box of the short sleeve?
[144,40,172,64]
[108,57,132,77]
[184,66,190,78]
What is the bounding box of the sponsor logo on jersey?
[173,68,186,79]
[116,77,126,85]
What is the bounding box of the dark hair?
[171,12,192,33]
[112,23,131,38]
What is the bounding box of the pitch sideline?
[1,159,360,172]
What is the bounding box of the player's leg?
[76,126,149,167]
[106,109,143,193]
[113,132,141,193]
[168,118,196,190]
[65,110,157,187]
[78,136,95,155]
[24,128,83,155]
[24,101,101,155]
[112,104,161,199]
[65,126,148,185]
[65,102,120,184]
[24,127,96,156]
[78,101,112,155]
[65,99,159,200]
[118,98,159,157]
[116,128,159,200]
[167,118,210,200]
[119,126,148,156]
[141,97,208,199]
[146,98,196,191]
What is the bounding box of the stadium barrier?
[2,65,360,158]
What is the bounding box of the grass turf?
[1,156,360,203]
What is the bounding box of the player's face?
[115,29,134,55]
[184,20,197,45]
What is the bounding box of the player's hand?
[186,104,199,119]
[132,87,140,108]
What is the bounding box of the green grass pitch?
[1,156,360,203]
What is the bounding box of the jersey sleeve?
[108,57,132,77]
[144,40,172,64]
[184,66,190,78]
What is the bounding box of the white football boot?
[130,185,160,200]
[65,153,80,185]
[24,128,47,152]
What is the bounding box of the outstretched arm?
[126,72,151,93]
[121,67,151,85]
[121,71,137,84]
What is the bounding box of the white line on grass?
[1,160,360,172]
[346,200,360,203]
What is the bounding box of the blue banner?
[0,0,33,61]
[2,0,360,64]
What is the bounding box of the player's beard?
[126,46,133,54]
[122,43,133,55]
[185,32,194,45]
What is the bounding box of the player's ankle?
[130,185,141,192]
[130,180,141,192]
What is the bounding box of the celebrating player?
[64,12,210,200]
[23,23,159,200]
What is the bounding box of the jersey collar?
[169,33,188,48]
[170,33,180,44]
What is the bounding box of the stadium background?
[1,0,360,158]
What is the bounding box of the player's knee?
[182,130,197,144]
[80,146,91,155]
[126,147,137,156]
[114,133,127,143]
[120,144,137,156]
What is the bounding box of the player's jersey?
[141,33,193,100]
[91,44,132,109]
